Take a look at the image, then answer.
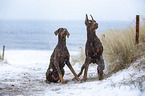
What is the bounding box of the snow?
[0,50,145,96]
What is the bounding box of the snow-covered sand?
[0,50,145,96]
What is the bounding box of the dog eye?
[88,21,92,24]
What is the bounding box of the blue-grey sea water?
[0,20,131,51]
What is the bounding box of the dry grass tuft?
[71,47,85,66]
[103,20,145,75]
[0,54,1,60]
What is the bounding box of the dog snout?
[62,33,66,36]
[94,23,98,28]
[60,31,67,38]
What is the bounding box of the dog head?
[46,68,65,82]
[85,14,98,31]
[46,68,59,82]
[54,28,70,40]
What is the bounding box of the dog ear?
[54,29,60,36]
[67,31,70,38]
[85,14,88,25]
[90,14,96,22]
[65,28,70,38]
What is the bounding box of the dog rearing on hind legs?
[77,14,105,81]
[46,28,80,84]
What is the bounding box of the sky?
[0,0,145,21]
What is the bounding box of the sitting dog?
[46,28,80,83]
[77,14,105,80]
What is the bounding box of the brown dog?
[77,14,105,81]
[46,28,80,83]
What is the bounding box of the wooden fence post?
[2,45,5,60]
[136,15,140,44]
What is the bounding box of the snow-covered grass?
[0,50,145,96]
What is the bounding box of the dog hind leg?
[54,62,66,84]
[97,55,105,80]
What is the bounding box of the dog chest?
[86,41,103,57]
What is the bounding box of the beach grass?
[103,19,145,75]
[71,47,85,66]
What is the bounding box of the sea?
[0,20,131,51]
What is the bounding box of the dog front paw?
[46,80,51,84]
[75,77,81,81]
[82,77,87,81]
[72,77,80,81]
[61,80,67,84]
